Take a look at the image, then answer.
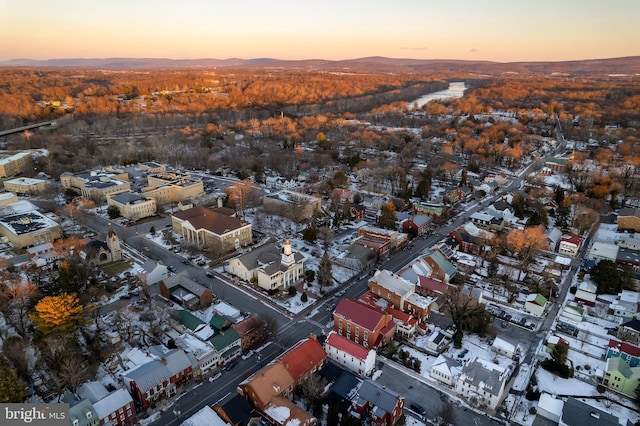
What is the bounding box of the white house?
[537,393,564,423]
[429,355,460,386]
[425,328,448,354]
[324,331,376,377]
[587,241,619,263]
[139,260,169,285]
[524,293,548,317]
[491,337,519,360]
[454,356,509,410]
[560,303,584,323]
[574,281,597,306]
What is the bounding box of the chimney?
[310,333,316,341]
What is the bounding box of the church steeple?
[106,223,122,262]
[281,236,294,266]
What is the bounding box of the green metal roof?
[208,327,240,351]
[173,309,205,331]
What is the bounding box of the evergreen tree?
[0,355,24,403]
[317,251,333,290]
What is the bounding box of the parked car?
[206,271,214,278]
[167,265,176,272]
[225,360,237,371]
[208,372,221,382]
[242,350,254,360]
[410,403,426,417]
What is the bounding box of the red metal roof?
[418,275,452,294]
[278,337,326,381]
[325,331,370,360]
[608,339,640,357]
[334,298,387,331]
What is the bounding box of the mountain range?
[2,56,640,76]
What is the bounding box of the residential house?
[560,303,584,324]
[425,328,448,354]
[232,314,265,352]
[560,397,621,426]
[491,337,521,360]
[606,339,640,367]
[470,211,504,231]
[214,394,263,426]
[401,214,432,237]
[603,356,640,398]
[106,191,156,222]
[69,399,100,426]
[174,333,218,377]
[524,293,548,317]
[422,250,457,283]
[349,380,405,426]
[536,393,564,424]
[3,177,51,194]
[574,281,597,306]
[545,227,563,252]
[148,346,193,392]
[172,206,252,254]
[429,355,461,386]
[454,357,510,411]
[543,157,568,174]
[240,365,293,418]
[279,335,327,386]
[609,290,640,319]
[336,244,377,272]
[558,234,581,257]
[333,299,395,348]
[263,397,316,426]
[617,318,640,346]
[351,203,366,221]
[448,222,494,256]
[324,331,376,377]
[160,272,214,309]
[415,276,456,299]
[122,359,171,410]
[76,382,135,426]
[368,269,433,320]
[227,239,304,292]
[487,201,516,224]
[181,405,230,426]
[386,306,418,339]
[587,241,619,263]
[618,207,640,233]
[26,241,59,266]
[208,327,241,366]
[139,260,168,285]
[413,202,447,218]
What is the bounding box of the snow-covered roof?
[492,337,515,354]
[92,389,133,420]
[371,269,414,296]
[181,405,229,426]
[538,393,564,417]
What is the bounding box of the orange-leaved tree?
[29,293,88,337]
[505,225,548,279]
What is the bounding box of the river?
[410,82,466,109]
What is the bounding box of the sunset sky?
[1,0,638,62]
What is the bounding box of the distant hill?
[2,56,640,76]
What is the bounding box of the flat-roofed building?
[0,151,32,177]
[3,177,51,194]
[262,190,321,222]
[141,172,204,206]
[107,191,156,221]
[0,199,63,248]
[60,168,130,202]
